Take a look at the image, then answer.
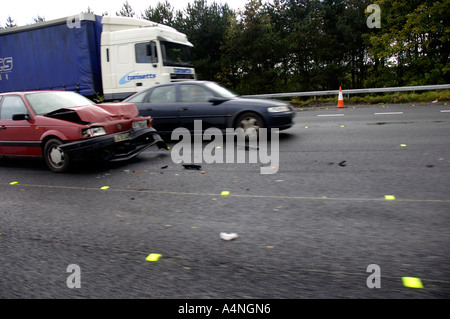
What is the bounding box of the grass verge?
[290,89,450,107]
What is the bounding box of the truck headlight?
[82,127,106,138]
[267,105,291,113]
[132,119,149,129]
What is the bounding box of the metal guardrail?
[244,84,450,99]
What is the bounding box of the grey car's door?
[132,85,180,133]
[177,83,228,131]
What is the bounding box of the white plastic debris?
[220,232,239,241]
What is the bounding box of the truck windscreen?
[160,41,193,67]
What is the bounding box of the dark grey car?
[123,81,295,134]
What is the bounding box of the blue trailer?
[0,14,103,97]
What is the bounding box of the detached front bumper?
[59,127,168,162]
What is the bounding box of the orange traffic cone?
[337,86,345,108]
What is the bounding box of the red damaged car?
[0,91,167,172]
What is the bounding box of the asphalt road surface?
[1,102,449,301]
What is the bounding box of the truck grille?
[170,73,195,81]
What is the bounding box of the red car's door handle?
[0,126,6,130]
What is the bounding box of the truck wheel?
[43,139,71,173]
[235,112,265,137]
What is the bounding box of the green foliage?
[141,0,177,25]
[116,0,135,17]
[178,0,235,81]
[4,16,17,28]
[364,0,450,87]
[219,0,283,94]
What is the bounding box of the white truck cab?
[100,16,195,100]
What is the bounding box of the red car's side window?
[0,95,28,120]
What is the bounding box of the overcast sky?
[1,0,247,27]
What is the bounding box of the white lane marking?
[317,114,345,117]
[374,112,404,115]
[440,110,450,113]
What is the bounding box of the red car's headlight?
[132,119,150,129]
[82,126,106,138]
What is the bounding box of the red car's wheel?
[43,138,71,173]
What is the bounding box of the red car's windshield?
[25,92,95,115]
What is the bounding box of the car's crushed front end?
[45,101,168,162]
[59,125,167,162]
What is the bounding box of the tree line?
[2,0,449,95]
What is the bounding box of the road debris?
[182,164,202,170]
[146,253,162,262]
[402,277,423,288]
[220,233,239,241]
